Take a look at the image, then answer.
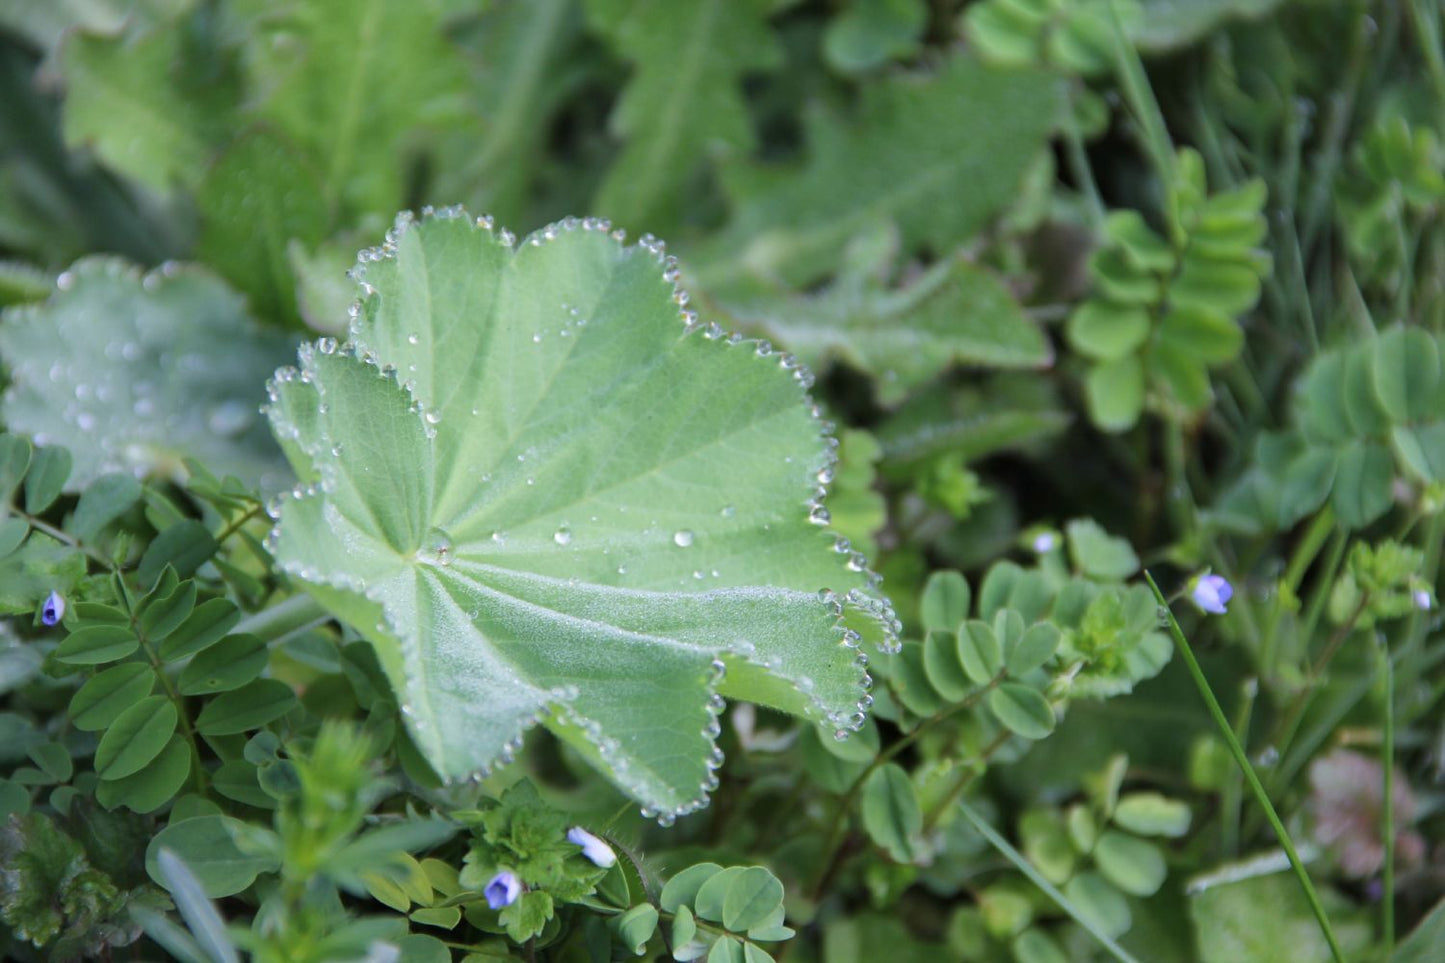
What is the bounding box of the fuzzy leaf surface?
[0,260,295,492]
[692,55,1058,291]
[266,212,892,817]
[585,0,779,232]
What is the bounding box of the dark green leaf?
[695,56,1058,289]
[0,434,33,502]
[95,734,190,813]
[194,679,297,736]
[1330,439,1394,528]
[138,521,217,585]
[94,694,177,780]
[177,634,268,696]
[146,815,278,897]
[1372,326,1440,423]
[138,579,197,643]
[23,446,71,514]
[70,474,142,541]
[67,659,155,728]
[158,599,242,661]
[0,517,26,558]
[54,624,138,665]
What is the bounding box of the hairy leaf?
[266,211,896,818]
[0,260,295,492]
[693,55,1058,290]
[240,0,469,217]
[585,0,780,232]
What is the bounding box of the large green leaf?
[722,238,1051,406]
[692,55,1058,290]
[265,210,896,819]
[59,19,237,193]
[0,259,295,492]
[584,0,780,233]
[239,0,470,217]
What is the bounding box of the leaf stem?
[809,673,1004,899]
[1381,642,1396,954]
[1144,571,1346,963]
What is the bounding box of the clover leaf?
[265,210,898,819]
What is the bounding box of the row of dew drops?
[262,206,901,821]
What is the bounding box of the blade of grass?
[1145,571,1346,963]
[1381,641,1396,954]
[956,799,1142,963]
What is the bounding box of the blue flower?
[1190,574,1233,615]
[40,591,65,627]
[1413,589,1432,611]
[484,870,521,909]
[567,826,616,868]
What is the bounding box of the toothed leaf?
[0,260,295,492]
[266,212,894,818]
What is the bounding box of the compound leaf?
[266,211,895,818]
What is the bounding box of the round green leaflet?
[264,209,899,820]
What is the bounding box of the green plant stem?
[1284,507,1338,595]
[234,592,332,644]
[1145,571,1346,963]
[920,729,1010,834]
[1381,642,1396,954]
[956,799,1141,963]
[1299,529,1349,657]
[1106,0,1174,182]
[215,502,265,545]
[1063,82,1106,229]
[1221,677,1258,859]
[808,673,1004,899]
[120,591,208,794]
[10,503,117,571]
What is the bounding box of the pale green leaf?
[266,212,894,817]
[241,0,469,216]
[725,256,1051,405]
[59,20,236,193]
[0,260,295,492]
[694,55,1059,290]
[585,0,780,232]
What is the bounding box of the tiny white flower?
[1190,574,1233,615]
[567,826,616,868]
[1032,532,1056,554]
[1413,589,1432,611]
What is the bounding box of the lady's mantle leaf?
[0,259,295,492]
[265,210,897,819]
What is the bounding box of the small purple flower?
[40,591,65,627]
[1190,574,1233,615]
[567,826,616,868]
[484,870,521,909]
[1413,589,1432,611]
[1032,532,1057,554]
